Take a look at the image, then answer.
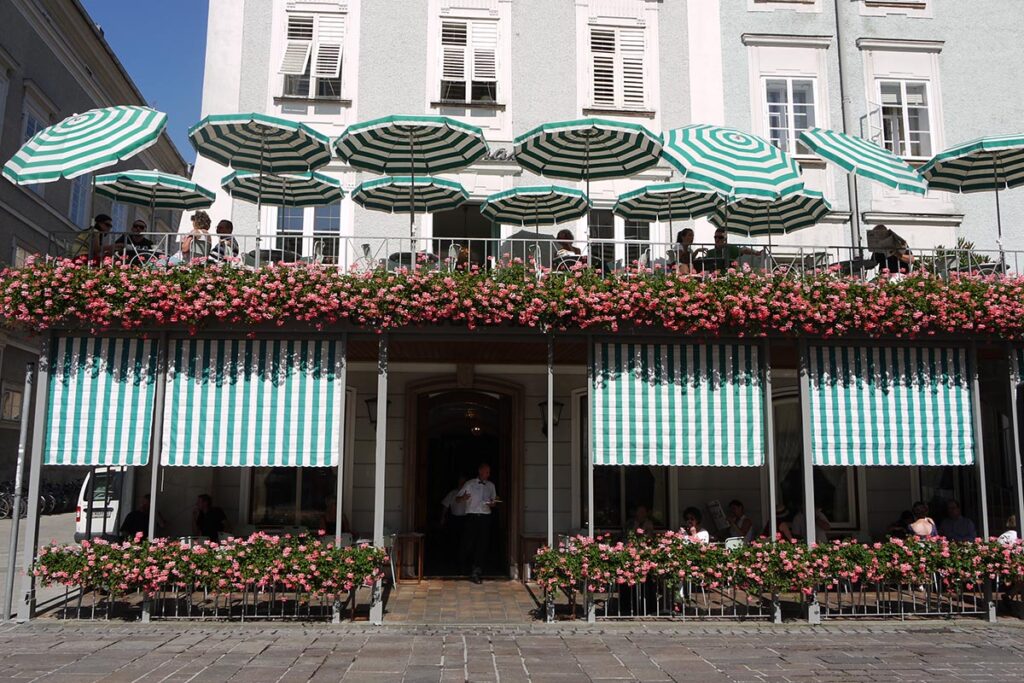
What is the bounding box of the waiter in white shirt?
[456,463,499,583]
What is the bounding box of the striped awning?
[591,343,764,467]
[161,339,345,467]
[808,346,975,467]
[45,337,159,466]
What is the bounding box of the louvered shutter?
[619,28,645,110]
[313,14,345,79]
[442,21,468,85]
[471,21,498,84]
[590,28,616,108]
[280,15,313,75]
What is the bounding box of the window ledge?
[430,101,507,111]
[582,107,656,119]
[274,95,352,107]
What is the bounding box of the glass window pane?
[299,468,336,529]
[765,79,788,105]
[277,206,304,256]
[313,203,341,264]
[791,80,814,106]
[316,77,342,99]
[588,209,614,267]
[251,467,298,526]
[625,219,649,264]
[441,80,467,101]
[624,467,667,529]
[905,83,928,106]
[879,81,902,106]
[470,81,497,103]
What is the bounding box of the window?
[12,244,32,267]
[588,209,614,267]
[277,206,304,256]
[765,78,816,154]
[250,467,336,528]
[1,384,23,422]
[110,202,129,233]
[440,20,498,104]
[280,12,345,100]
[68,173,92,229]
[22,103,48,197]
[589,25,646,111]
[624,219,649,265]
[577,393,669,531]
[313,203,341,264]
[879,80,932,158]
[0,71,9,146]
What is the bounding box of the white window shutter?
[470,21,498,82]
[619,28,645,110]
[441,21,468,82]
[590,28,616,108]
[280,15,313,75]
[313,14,345,79]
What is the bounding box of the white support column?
[142,334,169,624]
[2,362,34,622]
[547,335,554,547]
[763,341,778,543]
[370,335,388,625]
[586,338,595,624]
[968,343,996,622]
[797,340,820,624]
[333,334,348,625]
[17,335,50,622]
[1008,346,1024,538]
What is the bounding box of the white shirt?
[441,488,467,517]
[458,478,497,515]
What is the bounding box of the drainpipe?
[834,0,863,253]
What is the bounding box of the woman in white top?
[682,506,710,544]
[727,499,755,543]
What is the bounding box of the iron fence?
[816,578,995,620]
[589,576,775,621]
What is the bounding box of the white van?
[74,467,129,542]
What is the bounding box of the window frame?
[1,382,24,423]
[438,18,499,106]
[762,75,818,156]
[21,97,50,198]
[279,11,346,101]
[876,78,933,160]
[586,23,648,113]
[67,173,92,229]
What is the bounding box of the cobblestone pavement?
[1,620,1024,682]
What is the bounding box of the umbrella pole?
[255,129,268,268]
[993,153,1005,269]
[585,135,591,264]
[409,132,416,244]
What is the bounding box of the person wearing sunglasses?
[115,219,155,251]
[703,229,759,272]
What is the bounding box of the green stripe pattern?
[189,112,332,173]
[808,346,974,467]
[221,171,344,207]
[94,170,215,210]
[45,337,159,466]
[3,106,167,185]
[711,189,832,237]
[514,118,663,181]
[481,186,590,225]
[351,176,468,214]
[662,125,805,200]
[920,134,1024,193]
[799,128,928,195]
[614,181,723,222]
[591,343,764,467]
[335,115,488,174]
[162,339,344,467]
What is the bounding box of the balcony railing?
[39,231,1017,280]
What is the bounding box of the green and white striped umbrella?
[188,112,332,173]
[711,189,831,238]
[799,128,927,195]
[221,171,344,207]
[920,134,1024,249]
[662,125,805,200]
[613,181,723,222]
[480,186,590,226]
[2,106,167,184]
[334,115,488,175]
[921,134,1024,192]
[351,176,468,214]
[514,118,663,181]
[93,170,215,210]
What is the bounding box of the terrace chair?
[724,537,744,551]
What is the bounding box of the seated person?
[115,219,156,257]
[668,228,696,275]
[210,219,240,264]
[886,510,914,539]
[553,229,583,270]
[71,213,117,263]
[998,515,1019,546]
[793,506,832,542]
[681,506,710,543]
[868,224,914,274]
[726,499,755,543]
[702,228,759,271]
[908,500,938,538]
[625,504,655,535]
[938,499,978,541]
[764,504,796,542]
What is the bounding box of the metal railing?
[816,578,994,620]
[590,576,774,621]
[39,231,1022,280]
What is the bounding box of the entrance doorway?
[415,390,511,576]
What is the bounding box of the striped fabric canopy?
[662,125,805,200]
[591,343,764,467]
[334,115,488,174]
[920,134,1024,192]
[161,339,345,467]
[514,118,663,181]
[808,346,975,467]
[351,176,468,214]
[613,181,723,222]
[711,189,832,237]
[799,128,928,195]
[221,171,344,207]
[3,106,167,184]
[45,337,159,466]
[480,186,590,225]
[188,113,332,173]
[94,170,215,210]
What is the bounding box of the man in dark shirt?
[704,228,757,271]
[120,494,153,541]
[192,493,228,542]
